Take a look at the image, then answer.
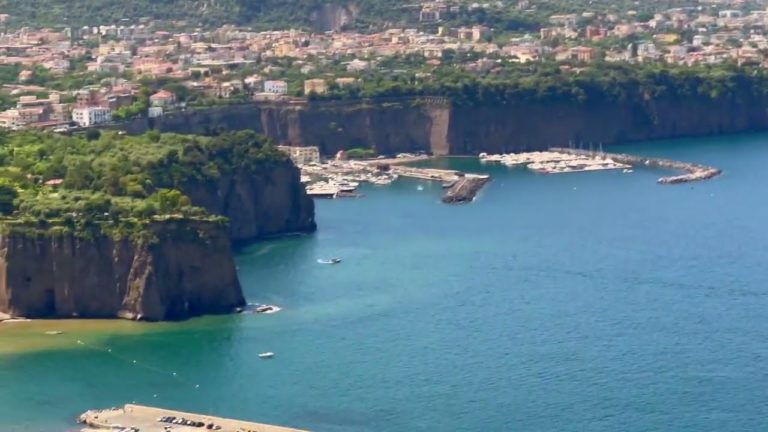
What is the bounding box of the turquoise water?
[3,133,768,431]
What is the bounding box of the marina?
[480,148,722,184]
[298,153,489,202]
[79,404,308,432]
[479,151,632,173]
[550,148,722,184]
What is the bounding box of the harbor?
[79,404,308,432]
[297,152,488,203]
[479,151,632,173]
[549,148,722,184]
[479,148,721,184]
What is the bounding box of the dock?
[388,165,461,183]
[79,404,308,432]
[550,148,721,184]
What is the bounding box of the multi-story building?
[277,145,320,165]
[264,80,288,95]
[71,107,112,127]
[304,78,328,95]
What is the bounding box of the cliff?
[0,220,244,321]
[123,93,768,155]
[181,161,316,243]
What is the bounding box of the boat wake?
[243,304,282,314]
[317,258,342,265]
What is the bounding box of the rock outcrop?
[181,160,316,243]
[0,220,244,321]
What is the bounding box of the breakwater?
[442,175,490,204]
[550,148,722,184]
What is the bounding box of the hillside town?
[1,0,768,130]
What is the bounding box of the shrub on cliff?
[345,148,377,159]
[0,180,17,215]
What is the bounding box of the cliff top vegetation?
[304,60,768,106]
[0,129,287,240]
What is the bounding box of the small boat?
[255,305,281,314]
[44,331,63,335]
[623,169,634,173]
[417,185,424,191]
[258,352,274,359]
[317,258,342,265]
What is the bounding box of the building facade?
[277,145,321,165]
[264,80,288,94]
[72,107,112,127]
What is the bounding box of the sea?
[2,133,768,431]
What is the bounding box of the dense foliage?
[0,129,286,239]
[310,61,768,106]
[0,0,411,30]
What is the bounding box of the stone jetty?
[550,148,721,184]
[442,175,490,204]
[79,404,308,432]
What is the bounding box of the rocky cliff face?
[0,220,244,321]
[181,161,316,243]
[123,94,768,155]
[310,3,358,31]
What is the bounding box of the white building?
[263,80,288,95]
[72,107,112,127]
[277,145,320,165]
[148,107,164,118]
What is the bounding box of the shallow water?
[3,133,768,431]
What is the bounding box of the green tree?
[85,128,101,141]
[0,180,18,215]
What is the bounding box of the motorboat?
[623,169,634,173]
[258,352,275,359]
[317,258,342,265]
[255,305,281,314]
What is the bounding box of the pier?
[550,148,721,184]
[79,404,308,432]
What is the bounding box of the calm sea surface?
[2,133,768,431]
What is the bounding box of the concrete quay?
[550,148,722,184]
[79,404,308,432]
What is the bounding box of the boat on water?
[623,169,634,173]
[417,185,424,191]
[255,305,281,314]
[317,258,342,265]
[258,352,274,359]
[334,181,360,192]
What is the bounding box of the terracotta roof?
[150,90,175,100]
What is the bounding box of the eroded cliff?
[123,94,768,155]
[0,219,244,321]
[181,161,316,242]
